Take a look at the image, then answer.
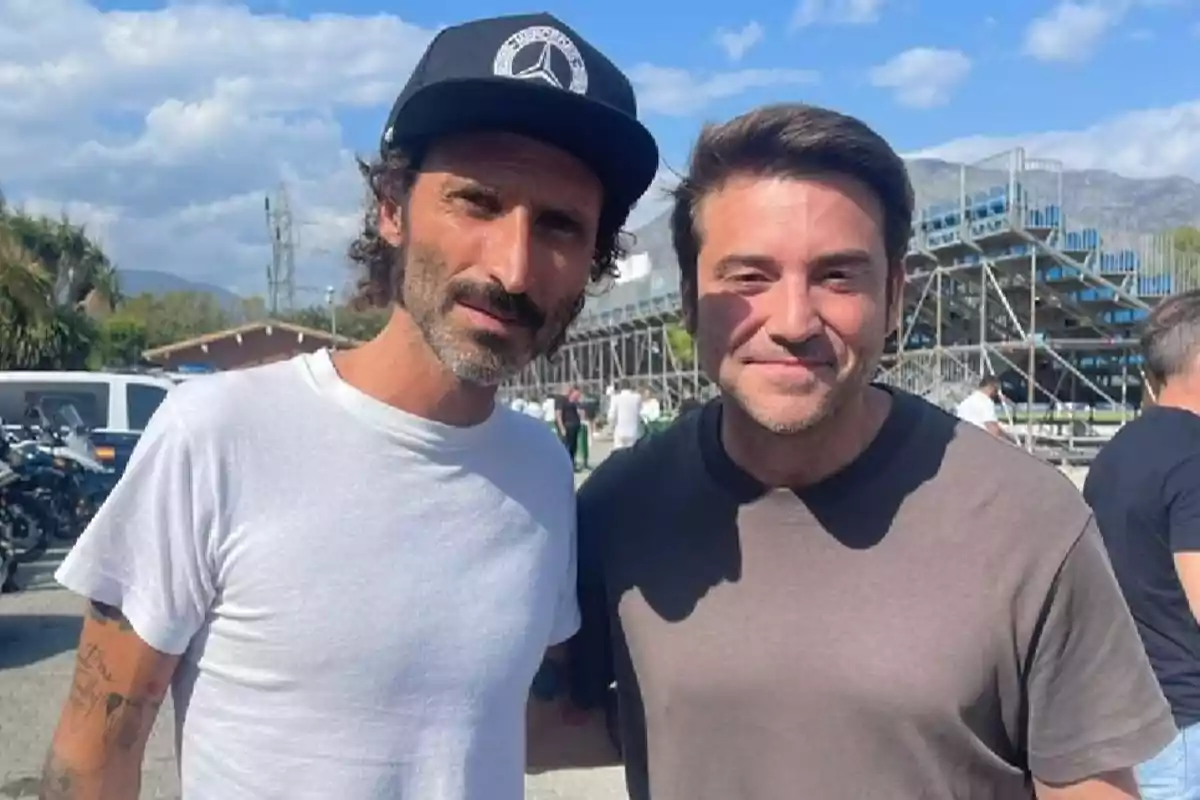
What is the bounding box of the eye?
[454,188,502,217]
[537,210,585,239]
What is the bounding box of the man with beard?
[43,12,657,800]
[526,104,1174,799]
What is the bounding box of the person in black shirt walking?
[555,387,582,470]
[1085,289,1200,799]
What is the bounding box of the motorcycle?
[0,433,54,566]
[8,401,114,541]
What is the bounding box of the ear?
[378,197,406,248]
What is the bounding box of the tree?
[280,304,388,342]
[664,322,695,368]
[93,316,150,368]
[0,207,106,369]
[116,291,231,348]
[1173,226,1200,254]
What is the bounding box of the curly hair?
[347,146,631,310]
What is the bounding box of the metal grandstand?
[505,147,1200,462]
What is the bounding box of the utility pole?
[264,183,297,314]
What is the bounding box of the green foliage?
[1173,226,1200,254]
[281,305,388,342]
[93,316,150,368]
[664,322,695,368]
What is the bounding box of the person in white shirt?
[42,12,659,800]
[608,380,644,449]
[640,391,662,425]
[955,375,1007,439]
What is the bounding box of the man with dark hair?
[44,13,657,800]
[1085,289,1200,799]
[956,373,1007,438]
[555,385,583,469]
[528,103,1173,799]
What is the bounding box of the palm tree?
[0,224,53,320]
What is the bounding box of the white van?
[0,370,176,474]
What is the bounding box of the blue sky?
[3,0,1199,292]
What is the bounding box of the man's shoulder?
[159,357,309,441]
[929,408,1093,544]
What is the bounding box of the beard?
[398,242,583,387]
[709,337,883,436]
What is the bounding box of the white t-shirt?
[56,350,579,800]
[955,390,998,429]
[607,390,643,441]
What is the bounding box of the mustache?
[445,279,546,332]
[746,336,837,364]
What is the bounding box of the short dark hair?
[1141,289,1200,384]
[979,375,1000,390]
[669,103,914,308]
[347,147,630,309]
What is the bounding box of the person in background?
[955,374,1007,438]
[555,386,583,470]
[43,12,658,800]
[639,390,662,429]
[607,379,643,450]
[1085,289,1200,799]
[528,102,1173,800]
[572,387,591,471]
[676,389,701,418]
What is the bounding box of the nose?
[484,207,534,296]
[761,275,822,345]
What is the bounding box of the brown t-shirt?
[569,389,1175,799]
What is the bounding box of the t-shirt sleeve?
[976,396,997,423]
[1165,454,1200,552]
[1025,519,1177,785]
[567,470,616,711]
[54,393,219,656]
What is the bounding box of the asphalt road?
[0,435,626,799]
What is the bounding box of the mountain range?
[627,159,1200,272]
[118,269,242,308]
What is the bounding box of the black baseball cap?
[381,12,659,219]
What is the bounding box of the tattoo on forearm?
[39,751,78,799]
[87,601,132,631]
[64,614,165,749]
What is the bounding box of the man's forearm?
[39,748,141,800]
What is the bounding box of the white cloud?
[907,99,1200,180]
[629,65,820,116]
[1022,1,1121,62]
[713,21,764,62]
[869,48,972,108]
[0,2,817,295]
[790,0,885,30]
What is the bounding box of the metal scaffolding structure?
[504,147,1200,460]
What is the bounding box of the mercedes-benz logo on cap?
[492,25,588,95]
